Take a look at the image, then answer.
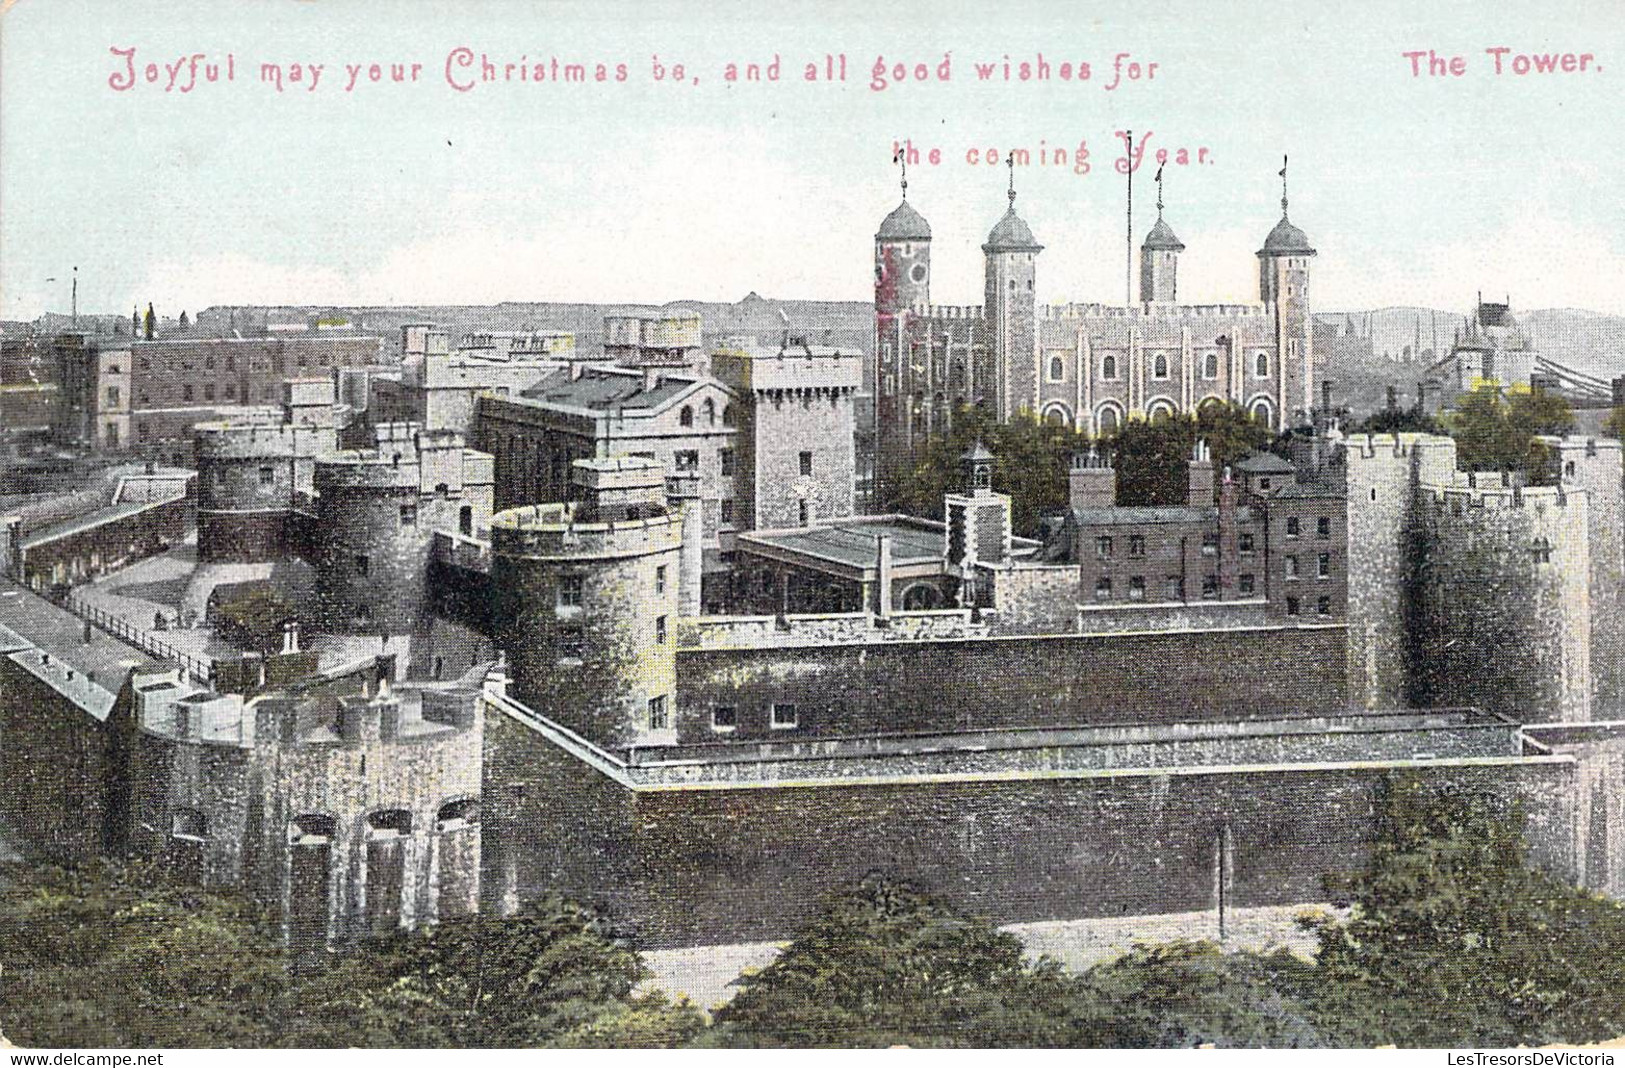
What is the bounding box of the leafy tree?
[709,873,1102,1047]
[278,897,702,1048]
[1076,941,1327,1048]
[1105,403,1274,507]
[1605,406,1625,441]
[0,860,286,1047]
[1303,776,1625,1047]
[1351,406,1441,436]
[1442,385,1571,480]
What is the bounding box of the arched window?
[703,398,716,425]
[722,404,736,427]
[1153,354,1169,379]
[679,405,694,427]
[1101,355,1118,381]
[1203,352,1219,379]
[1048,355,1065,382]
[1255,352,1270,378]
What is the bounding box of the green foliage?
[710,873,1102,1047]
[1304,776,1625,1047]
[1076,941,1327,1048]
[0,860,286,1047]
[1351,406,1441,436]
[880,405,1084,538]
[1105,403,1275,507]
[1604,406,1625,441]
[280,897,702,1048]
[1442,385,1572,479]
[0,864,698,1049]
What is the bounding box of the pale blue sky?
[2,0,1621,319]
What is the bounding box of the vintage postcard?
[1,0,1623,1054]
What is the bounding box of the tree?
[1351,406,1441,436]
[1076,941,1327,1048]
[709,873,1102,1047]
[179,310,189,329]
[143,302,155,340]
[1303,775,1625,1047]
[1442,385,1571,479]
[1105,403,1274,507]
[278,897,702,1048]
[1605,406,1625,441]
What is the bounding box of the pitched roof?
[876,200,932,241]
[1143,216,1185,251]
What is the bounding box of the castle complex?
[873,165,1315,486]
[8,171,1625,959]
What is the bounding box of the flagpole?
[1125,129,1133,306]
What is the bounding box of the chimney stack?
[1068,447,1116,511]
[1187,440,1216,508]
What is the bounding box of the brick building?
[51,332,381,462]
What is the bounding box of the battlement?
[194,420,335,461]
[489,500,684,559]
[1042,301,1269,321]
[710,344,862,393]
[314,449,423,491]
[679,608,988,650]
[911,304,985,321]
[1425,480,1571,513]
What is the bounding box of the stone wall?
[0,655,112,861]
[673,624,1349,744]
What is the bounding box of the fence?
[63,594,214,688]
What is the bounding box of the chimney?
[874,534,894,619]
[1187,440,1216,508]
[642,366,661,392]
[1068,447,1116,510]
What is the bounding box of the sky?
[2,0,1622,320]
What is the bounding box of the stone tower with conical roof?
[1256,156,1317,426]
[1139,170,1184,303]
[983,159,1043,420]
[872,157,934,500]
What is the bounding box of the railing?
[62,594,213,688]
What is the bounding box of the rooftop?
[740,516,947,571]
[1071,505,1258,526]
[518,368,704,413]
[0,577,157,716]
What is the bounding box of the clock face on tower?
[910,263,928,284]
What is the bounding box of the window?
[1255,352,1270,378]
[213,467,226,486]
[1202,574,1220,599]
[399,504,417,526]
[1238,533,1256,554]
[1165,576,1184,600]
[1317,516,1331,539]
[354,554,370,577]
[799,451,814,476]
[556,623,585,660]
[1203,352,1219,379]
[648,695,669,730]
[655,565,667,594]
[182,384,193,402]
[225,355,235,372]
[205,355,215,370]
[558,574,584,608]
[1101,354,1119,380]
[719,448,735,476]
[711,706,736,732]
[1095,576,1113,600]
[104,386,120,407]
[1048,355,1065,382]
[1285,555,1299,580]
[138,422,150,442]
[674,450,699,473]
[1286,516,1300,537]
[204,383,215,401]
[771,703,798,729]
[225,383,236,399]
[679,405,694,427]
[1128,534,1145,558]
[105,423,119,447]
[655,616,667,644]
[1532,538,1553,564]
[721,499,735,524]
[1096,536,1114,560]
[1317,595,1332,616]
[1239,573,1256,595]
[1201,533,1218,556]
[798,500,809,526]
[258,465,274,485]
[1259,478,1272,491]
[704,399,716,425]
[1153,353,1169,379]
[1128,576,1146,601]
[1317,552,1331,579]
[1286,596,1300,616]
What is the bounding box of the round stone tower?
[310,425,437,637]
[194,420,334,563]
[489,456,682,750]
